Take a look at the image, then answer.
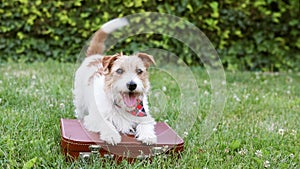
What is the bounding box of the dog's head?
[102,53,155,111]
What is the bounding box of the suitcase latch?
[89,145,101,155]
[79,145,101,163]
[151,145,169,156]
[137,146,169,160]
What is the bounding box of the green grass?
[0,61,299,168]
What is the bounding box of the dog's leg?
[83,113,121,145]
[136,120,157,145]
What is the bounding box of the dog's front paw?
[100,131,121,145]
[137,134,157,145]
[136,123,157,145]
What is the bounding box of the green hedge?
[1,0,299,71]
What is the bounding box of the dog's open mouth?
[122,92,140,107]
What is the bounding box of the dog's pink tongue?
[123,93,137,107]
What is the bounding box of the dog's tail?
[86,18,129,57]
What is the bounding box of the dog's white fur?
[73,18,157,145]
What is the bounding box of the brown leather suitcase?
[60,119,184,163]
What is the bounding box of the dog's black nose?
[127,81,137,91]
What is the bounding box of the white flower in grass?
[183,131,188,137]
[290,129,296,136]
[59,103,65,109]
[203,80,208,85]
[255,97,259,101]
[162,86,167,91]
[49,104,54,108]
[32,75,37,80]
[255,150,262,158]
[264,160,270,168]
[0,80,2,84]
[204,90,209,96]
[233,94,241,102]
[164,119,169,123]
[286,90,291,95]
[278,128,284,136]
[0,98,2,104]
[213,128,217,132]
[244,94,250,100]
[235,97,241,102]
[238,148,248,156]
[289,153,294,159]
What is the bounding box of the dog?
[73,18,157,145]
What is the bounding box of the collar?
[114,99,147,117]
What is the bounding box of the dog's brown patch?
[86,30,108,56]
[102,53,122,74]
[137,53,156,69]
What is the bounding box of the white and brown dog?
[73,18,157,145]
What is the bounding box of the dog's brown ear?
[137,53,156,68]
[102,53,120,74]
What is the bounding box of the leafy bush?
[0,0,299,71]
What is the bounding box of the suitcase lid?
[60,119,184,158]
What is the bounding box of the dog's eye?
[116,68,124,74]
[136,69,143,75]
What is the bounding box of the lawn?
[0,61,299,168]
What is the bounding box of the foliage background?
[0,0,299,71]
